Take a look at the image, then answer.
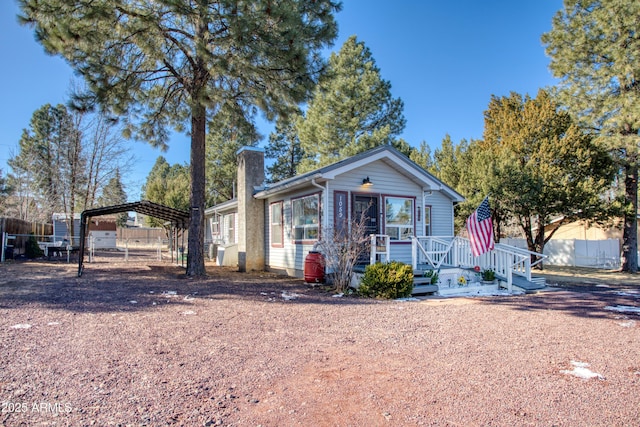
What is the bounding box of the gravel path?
[1,260,639,426]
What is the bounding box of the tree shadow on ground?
[0,260,376,313]
[475,287,640,320]
[469,266,640,320]
[2,260,638,318]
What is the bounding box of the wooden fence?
[0,217,53,256]
[117,227,167,245]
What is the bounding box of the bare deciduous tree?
[315,209,372,293]
[81,113,134,210]
[4,99,133,231]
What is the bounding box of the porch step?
[531,275,547,287]
[413,276,434,285]
[412,273,438,295]
[503,275,547,293]
[412,284,439,295]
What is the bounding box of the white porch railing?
[411,236,546,292]
[369,234,391,264]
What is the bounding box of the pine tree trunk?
[186,103,207,276]
[621,161,638,273]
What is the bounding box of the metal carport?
[78,200,190,276]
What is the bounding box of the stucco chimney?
[237,146,265,272]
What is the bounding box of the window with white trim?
[210,214,221,242]
[385,197,414,241]
[270,201,283,246]
[292,194,319,241]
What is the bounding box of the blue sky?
[0,1,563,200]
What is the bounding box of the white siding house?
[204,199,239,266]
[52,213,82,245]
[205,145,464,277]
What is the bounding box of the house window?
[385,196,414,241]
[424,205,431,236]
[211,214,221,242]
[224,213,235,244]
[292,193,320,241]
[270,201,283,247]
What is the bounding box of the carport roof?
[78,201,190,277]
[81,200,190,229]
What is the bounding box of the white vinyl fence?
[501,238,620,269]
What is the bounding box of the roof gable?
[256,145,463,202]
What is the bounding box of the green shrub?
[425,269,439,284]
[481,268,496,281]
[358,261,414,299]
[25,234,44,259]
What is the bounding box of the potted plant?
[425,270,439,285]
[481,268,496,284]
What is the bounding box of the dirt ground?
[1,256,639,426]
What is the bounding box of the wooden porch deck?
[363,235,548,296]
[411,265,546,296]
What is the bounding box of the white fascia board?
[254,173,324,199]
[204,199,238,216]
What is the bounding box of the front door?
[353,194,379,235]
[354,194,379,265]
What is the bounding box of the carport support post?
[237,147,265,272]
[181,229,185,268]
[1,232,6,263]
[77,213,89,276]
[172,227,177,264]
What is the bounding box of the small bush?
[25,234,43,259]
[358,261,414,299]
[425,269,439,284]
[481,268,496,281]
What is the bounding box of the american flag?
[466,197,495,257]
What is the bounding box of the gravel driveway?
[1,259,639,426]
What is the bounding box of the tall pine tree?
[0,169,10,213]
[205,108,261,206]
[98,169,128,227]
[297,35,406,171]
[542,0,639,272]
[10,104,74,217]
[8,104,85,236]
[142,157,190,228]
[19,0,340,275]
[265,113,306,182]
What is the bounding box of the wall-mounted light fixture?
[362,176,373,186]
